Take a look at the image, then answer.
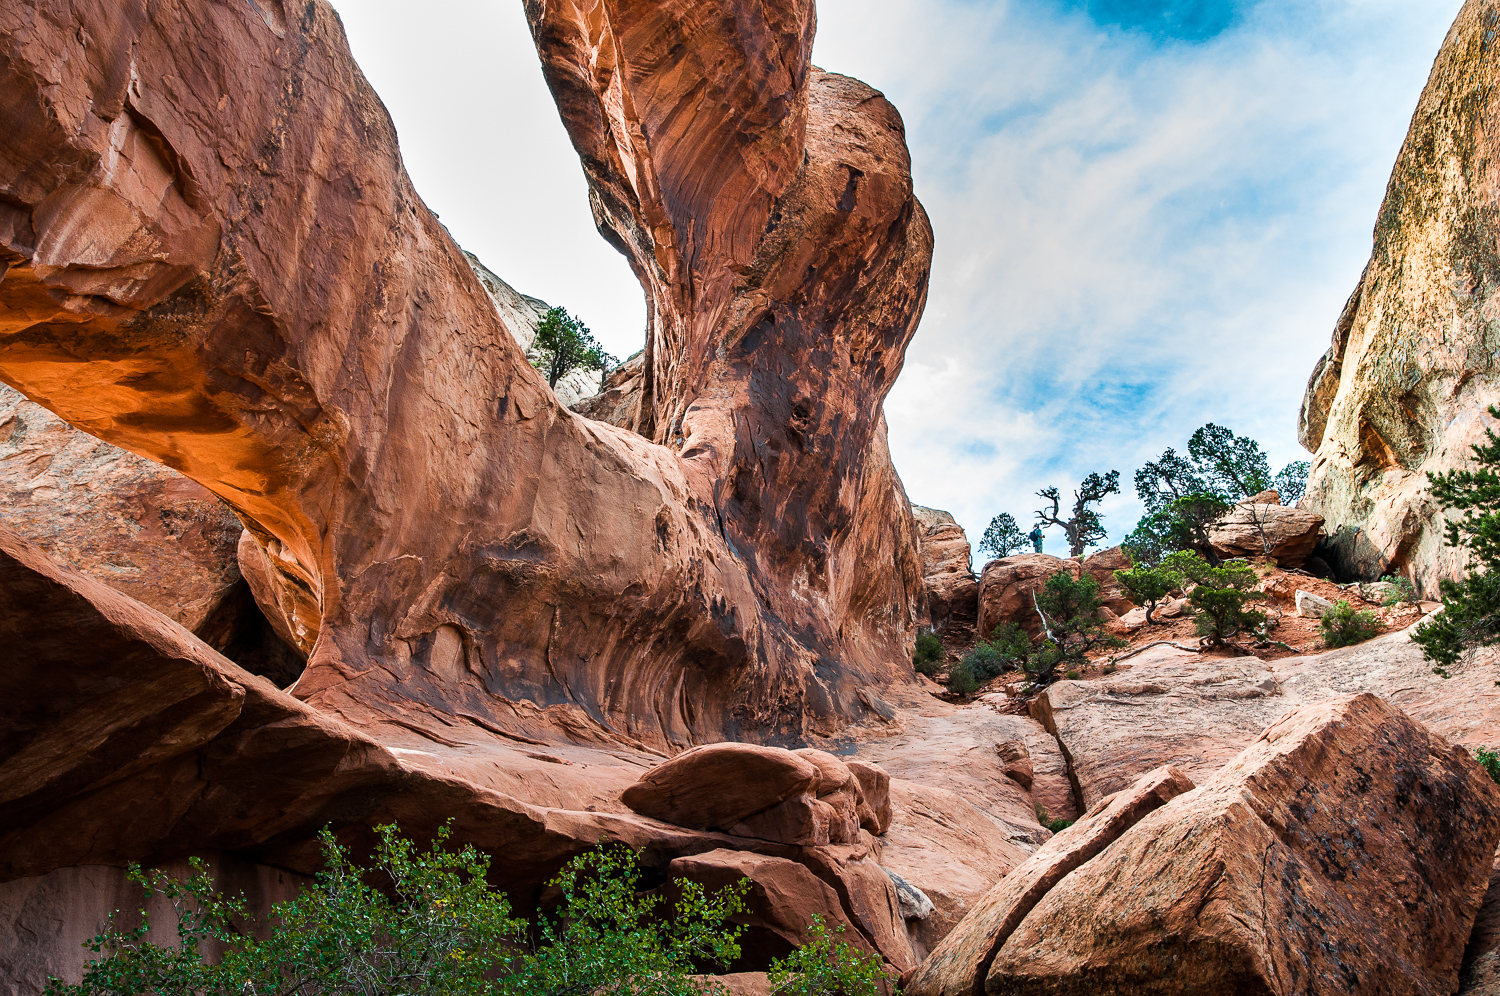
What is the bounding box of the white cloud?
[332,0,1463,552]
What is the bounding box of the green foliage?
[1026,571,1126,684]
[1162,551,1266,647]
[49,827,751,996]
[1035,471,1120,558]
[1474,747,1500,785]
[1319,600,1382,649]
[1113,560,1183,624]
[1379,574,1417,607]
[943,663,979,696]
[1273,461,1311,505]
[533,307,607,389]
[1134,426,1308,563]
[1414,408,1500,675]
[912,631,944,676]
[767,916,888,996]
[1034,804,1074,834]
[979,512,1028,559]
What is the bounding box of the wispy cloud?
[334,0,1462,552]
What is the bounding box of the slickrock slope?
[1300,0,1500,591]
[0,0,930,751]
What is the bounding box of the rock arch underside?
[0,0,930,912]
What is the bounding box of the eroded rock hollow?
[0,0,931,752]
[1299,0,1500,591]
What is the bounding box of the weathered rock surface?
[1296,588,1336,618]
[986,695,1500,995]
[1299,0,1500,593]
[976,555,1071,639]
[1030,622,1500,813]
[621,744,821,832]
[0,0,930,754]
[0,385,302,684]
[912,506,978,637]
[904,765,1196,996]
[1207,491,1324,567]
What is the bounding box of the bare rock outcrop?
[977,555,1071,639]
[1299,0,1500,592]
[1207,490,1324,567]
[912,506,978,636]
[980,695,1500,995]
[0,0,929,756]
[0,385,303,684]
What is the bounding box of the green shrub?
[944,662,980,696]
[1113,560,1182,623]
[533,307,606,388]
[768,915,887,996]
[1475,747,1500,785]
[1320,600,1382,648]
[1379,574,1417,607]
[49,826,765,996]
[1161,550,1267,648]
[912,631,944,676]
[1024,572,1125,685]
[1034,803,1074,834]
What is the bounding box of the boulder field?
[4,0,1500,994]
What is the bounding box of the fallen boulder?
[1208,491,1324,567]
[988,694,1500,995]
[621,744,821,832]
[904,765,1196,996]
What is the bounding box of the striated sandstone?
[985,695,1500,995]
[904,765,1195,996]
[1299,0,1500,592]
[912,506,978,637]
[0,0,930,757]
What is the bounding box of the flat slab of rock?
[986,694,1500,995]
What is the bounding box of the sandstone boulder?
[621,744,820,832]
[1207,493,1324,567]
[1299,0,1500,593]
[977,555,1073,639]
[1079,546,1136,614]
[904,765,1196,996]
[847,760,892,835]
[912,506,979,637]
[1296,588,1336,618]
[985,694,1500,995]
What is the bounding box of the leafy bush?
[944,661,980,696]
[1320,600,1382,649]
[767,916,887,996]
[978,513,1028,559]
[1475,747,1500,785]
[1113,559,1182,624]
[49,827,771,996]
[944,623,1030,694]
[1161,551,1266,648]
[1026,571,1125,684]
[912,631,944,676]
[1379,574,1417,607]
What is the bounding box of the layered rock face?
[0,0,930,751]
[0,385,303,684]
[1299,0,1500,591]
[912,506,977,636]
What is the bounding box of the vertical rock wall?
[1300,0,1500,591]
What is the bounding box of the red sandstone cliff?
[0,0,930,750]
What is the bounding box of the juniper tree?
[1035,471,1120,558]
[532,306,607,389]
[979,512,1028,559]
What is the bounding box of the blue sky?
[335,0,1463,558]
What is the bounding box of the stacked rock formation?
[1300,0,1500,592]
[912,506,978,637]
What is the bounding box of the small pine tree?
[1113,559,1182,624]
[1025,571,1126,683]
[979,512,1028,559]
[1413,405,1500,676]
[1162,550,1266,648]
[532,307,607,388]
